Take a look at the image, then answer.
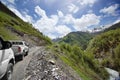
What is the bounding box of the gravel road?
[12,46,81,80]
[24,47,81,80]
[12,46,42,80]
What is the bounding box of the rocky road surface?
[12,46,41,80]
[12,46,81,80]
[24,47,81,80]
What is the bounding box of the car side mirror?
[3,41,12,49]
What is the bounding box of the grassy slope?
[48,43,108,80]
[0,2,51,44]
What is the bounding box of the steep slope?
[57,31,93,49]
[47,43,108,80]
[0,2,51,45]
[87,22,120,72]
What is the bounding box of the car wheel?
[25,52,28,56]
[19,55,24,60]
[2,63,13,80]
[21,55,24,60]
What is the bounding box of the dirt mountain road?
[12,46,42,80]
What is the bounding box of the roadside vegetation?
[47,43,109,80]
[87,28,120,72]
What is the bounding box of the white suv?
[0,37,15,80]
[10,41,29,60]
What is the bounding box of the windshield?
[12,42,23,45]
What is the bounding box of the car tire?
[21,55,24,60]
[2,63,13,80]
[19,55,24,60]
[25,52,28,56]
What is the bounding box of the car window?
[0,41,2,50]
[12,42,23,45]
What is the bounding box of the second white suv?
[10,40,29,60]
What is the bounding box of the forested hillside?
[48,43,108,80]
[57,31,93,49]
[87,22,120,72]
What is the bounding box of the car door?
[0,40,10,78]
[0,39,4,77]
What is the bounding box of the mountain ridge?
[54,31,93,49]
[55,21,120,50]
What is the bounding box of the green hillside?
[0,2,51,45]
[87,22,120,72]
[52,21,120,80]
[48,43,108,80]
[58,31,93,49]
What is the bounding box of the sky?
[1,0,120,39]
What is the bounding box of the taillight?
[18,47,21,52]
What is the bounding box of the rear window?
[12,42,23,45]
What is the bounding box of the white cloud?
[63,14,75,24]
[35,6,47,18]
[100,4,119,16]
[34,6,59,35]
[8,4,101,39]
[78,0,96,6]
[22,11,34,23]
[46,25,72,39]
[57,10,64,18]
[34,6,72,39]
[34,16,57,34]
[55,25,71,36]
[47,34,57,39]
[8,5,33,23]
[9,5,26,20]
[62,13,100,31]
[73,13,100,30]
[113,19,120,24]
[68,3,79,13]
